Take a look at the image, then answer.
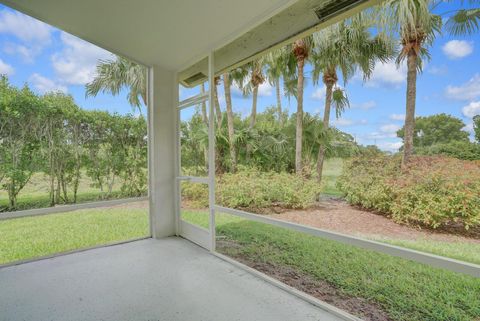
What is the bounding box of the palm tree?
[265,50,286,123]
[86,56,147,109]
[288,37,312,174]
[446,5,480,35]
[222,72,237,172]
[233,58,265,130]
[377,0,441,166]
[311,15,395,183]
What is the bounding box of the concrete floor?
[0,237,343,321]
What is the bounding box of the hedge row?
[182,167,321,210]
[337,155,480,230]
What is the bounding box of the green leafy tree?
[0,78,41,209]
[474,115,480,143]
[397,113,470,148]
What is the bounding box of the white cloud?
[0,9,52,43]
[463,123,474,133]
[351,100,376,110]
[3,42,37,63]
[380,123,401,133]
[445,74,480,101]
[364,61,406,88]
[0,9,52,61]
[377,141,403,152]
[311,86,326,100]
[29,73,67,94]
[427,64,448,76]
[389,113,405,121]
[462,101,480,118]
[0,59,14,75]
[231,81,273,98]
[332,118,368,127]
[333,118,353,126]
[258,82,273,97]
[442,40,474,59]
[52,32,113,85]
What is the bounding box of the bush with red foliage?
[338,155,480,230]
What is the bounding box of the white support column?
[208,52,216,251]
[147,65,177,238]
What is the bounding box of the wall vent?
[183,72,207,86]
[314,0,368,23]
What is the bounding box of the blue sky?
[1,3,479,152]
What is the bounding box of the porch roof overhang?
[0,0,378,86]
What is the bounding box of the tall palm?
[234,58,265,130]
[311,14,395,183]
[377,0,441,166]
[265,49,286,122]
[222,72,237,172]
[86,56,147,109]
[287,37,312,174]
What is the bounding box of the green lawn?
[0,172,126,211]
[369,236,480,265]
[321,158,344,196]
[0,206,149,264]
[183,210,479,321]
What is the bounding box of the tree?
[223,73,237,172]
[0,78,41,209]
[377,0,442,166]
[86,56,147,109]
[265,50,286,122]
[474,115,480,143]
[288,37,312,174]
[446,5,480,36]
[311,15,394,182]
[397,113,470,148]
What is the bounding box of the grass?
[182,211,479,321]
[369,236,480,265]
[321,158,344,196]
[0,171,126,212]
[0,206,149,265]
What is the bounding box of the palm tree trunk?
[317,81,334,183]
[213,80,223,173]
[250,85,259,129]
[275,78,282,123]
[295,58,305,174]
[403,50,417,167]
[246,84,259,162]
[214,83,222,129]
[223,73,237,172]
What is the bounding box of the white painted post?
[147,65,177,238]
[208,52,216,251]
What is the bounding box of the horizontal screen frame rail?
[178,92,209,110]
[1,197,149,221]
[214,205,480,278]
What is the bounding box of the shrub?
[181,167,321,210]
[416,141,480,161]
[338,156,480,230]
[337,155,400,213]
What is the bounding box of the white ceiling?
[1,0,296,70]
